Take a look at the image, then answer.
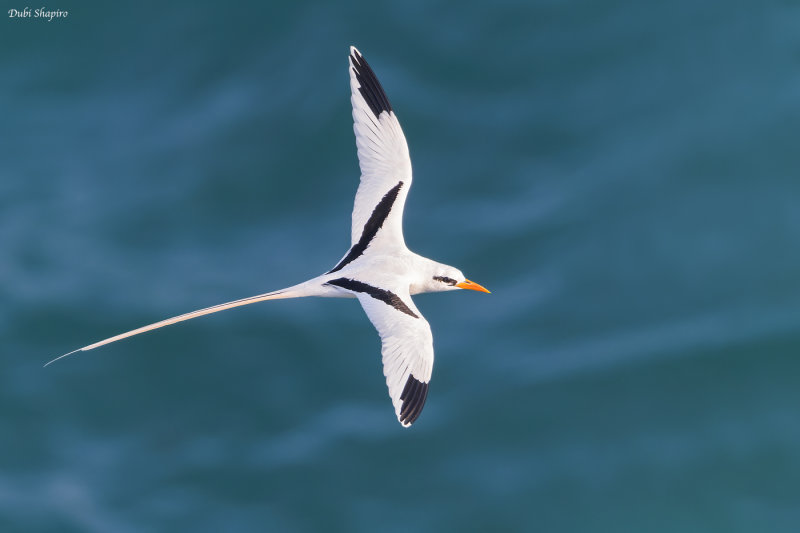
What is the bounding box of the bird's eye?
[433,276,457,285]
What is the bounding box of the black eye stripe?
[433,276,457,286]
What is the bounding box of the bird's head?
[415,263,490,294]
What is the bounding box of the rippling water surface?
[3,1,800,531]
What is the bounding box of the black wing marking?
[326,277,419,319]
[328,181,404,273]
[399,374,429,426]
[350,48,393,118]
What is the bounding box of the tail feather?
[44,283,313,367]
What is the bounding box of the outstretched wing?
[347,46,412,251]
[327,277,433,426]
[359,289,433,427]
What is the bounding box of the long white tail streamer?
[44,287,305,367]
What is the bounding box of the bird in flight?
[47,46,490,427]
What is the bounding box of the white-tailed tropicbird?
[47,46,490,427]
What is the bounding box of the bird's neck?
[408,255,448,295]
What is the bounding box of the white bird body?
[49,47,489,427]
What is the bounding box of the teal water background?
[3,1,800,531]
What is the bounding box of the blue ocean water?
[2,1,800,531]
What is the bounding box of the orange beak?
[456,279,491,293]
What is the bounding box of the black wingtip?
[399,374,429,426]
[350,46,393,118]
